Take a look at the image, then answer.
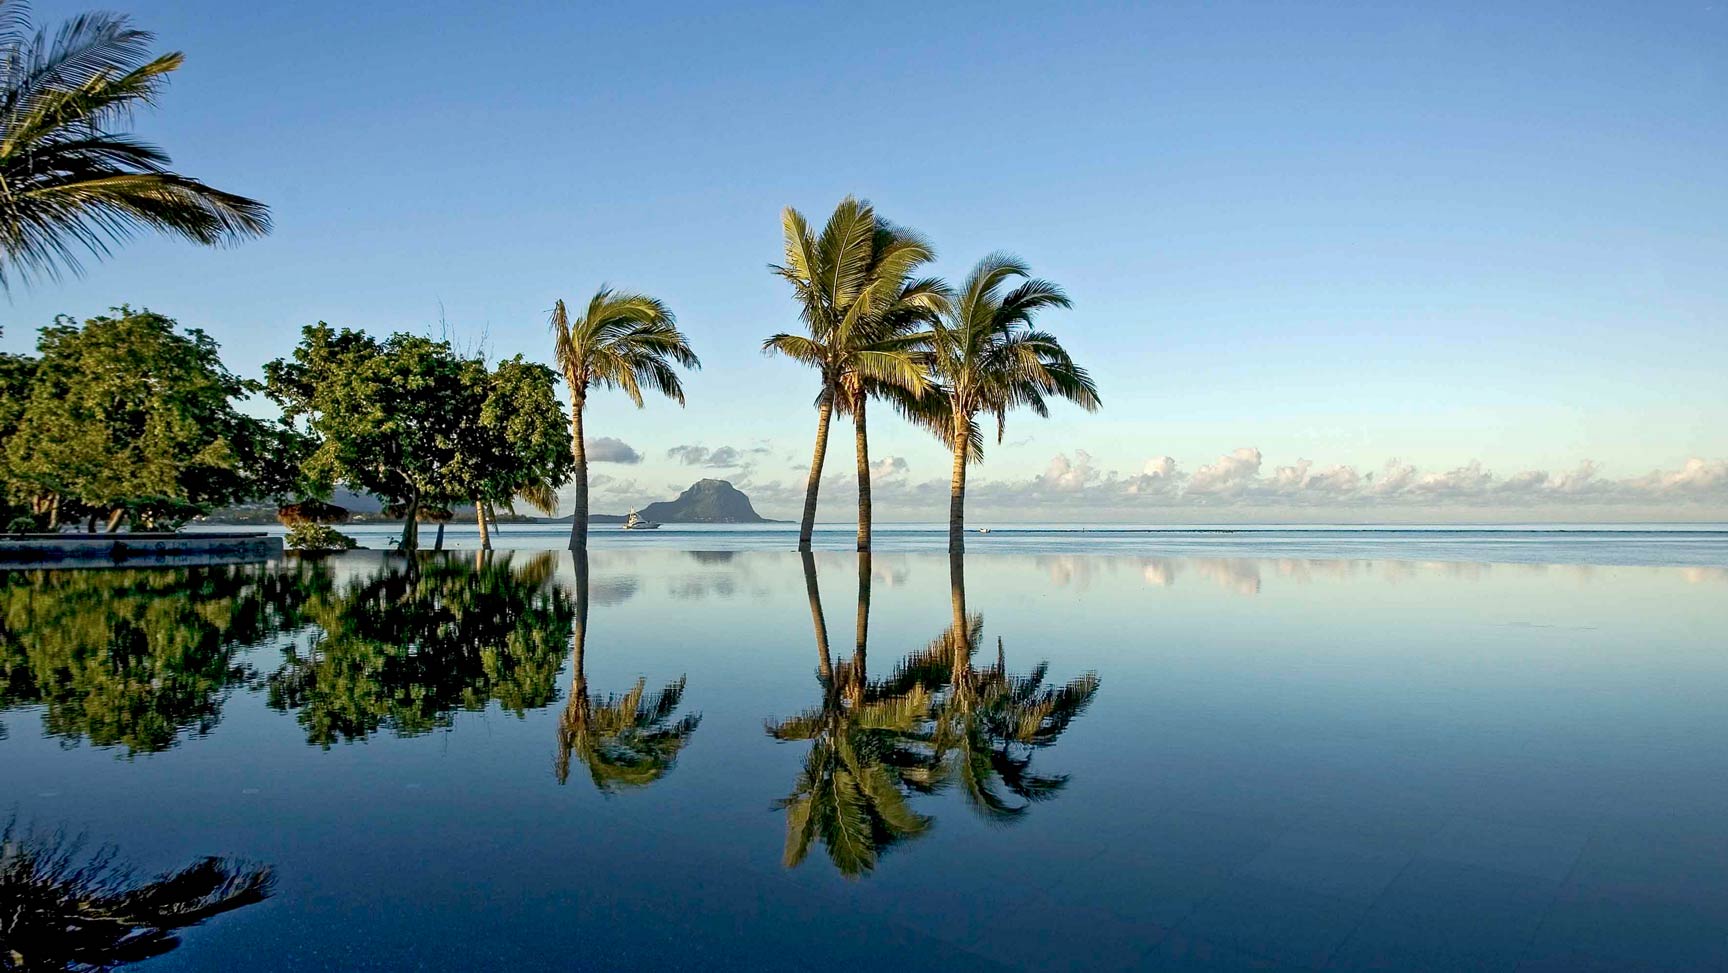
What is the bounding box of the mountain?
[637,479,773,524]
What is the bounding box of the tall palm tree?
[0,4,270,289]
[555,550,701,791]
[766,197,947,552]
[550,287,699,550]
[920,254,1100,553]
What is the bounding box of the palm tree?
[0,816,273,970]
[920,254,1100,553]
[766,553,942,876]
[550,287,700,551]
[0,4,270,289]
[555,551,701,791]
[766,197,947,552]
[931,554,1101,820]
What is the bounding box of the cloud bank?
[586,437,642,464]
[728,448,1728,520]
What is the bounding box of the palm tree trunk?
[853,393,871,552]
[852,551,870,707]
[948,549,968,683]
[948,418,969,554]
[797,387,835,551]
[568,397,588,551]
[475,501,491,550]
[571,548,590,694]
[800,551,832,683]
[105,507,125,533]
[433,521,445,550]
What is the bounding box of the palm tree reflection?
[767,553,939,877]
[931,553,1100,820]
[769,552,1099,877]
[555,551,701,792]
[0,817,272,971]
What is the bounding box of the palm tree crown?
[922,253,1100,550]
[550,286,699,549]
[0,3,270,289]
[766,196,948,551]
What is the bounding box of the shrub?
[285,523,357,552]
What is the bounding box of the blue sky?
[3,0,1724,521]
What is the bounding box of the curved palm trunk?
[568,397,588,551]
[571,548,590,692]
[853,393,871,552]
[797,388,835,552]
[476,501,491,550]
[948,549,969,685]
[800,551,832,683]
[948,417,969,554]
[433,522,446,550]
[852,551,871,707]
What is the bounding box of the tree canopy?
[3,307,288,530]
[266,325,570,550]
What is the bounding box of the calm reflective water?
[3,547,1727,970]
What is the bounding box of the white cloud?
[586,437,641,464]
[667,444,748,467]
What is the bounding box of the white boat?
[622,509,660,530]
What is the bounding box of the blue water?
[209,521,1728,567]
[4,543,1727,970]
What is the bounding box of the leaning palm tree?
[766,197,947,551]
[920,254,1099,552]
[550,287,700,550]
[554,551,701,791]
[0,3,270,289]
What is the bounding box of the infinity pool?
[3,548,1725,970]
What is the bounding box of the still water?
[3,546,1727,970]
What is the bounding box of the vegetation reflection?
[265,553,573,746]
[0,816,272,971]
[555,551,701,791]
[0,564,317,754]
[769,553,1099,877]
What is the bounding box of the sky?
[2,0,1724,522]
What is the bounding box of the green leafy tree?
[0,345,37,526]
[0,562,322,754]
[555,551,700,791]
[460,355,574,550]
[264,325,488,551]
[549,287,699,550]
[5,308,281,530]
[265,553,574,746]
[766,197,947,551]
[0,2,269,290]
[919,255,1099,552]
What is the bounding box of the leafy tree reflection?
[555,551,701,792]
[265,553,573,746]
[0,563,320,754]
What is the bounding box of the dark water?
[3,547,1727,970]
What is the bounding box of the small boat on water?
[977,527,992,534]
[622,509,660,530]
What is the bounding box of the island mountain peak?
[636,479,771,524]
